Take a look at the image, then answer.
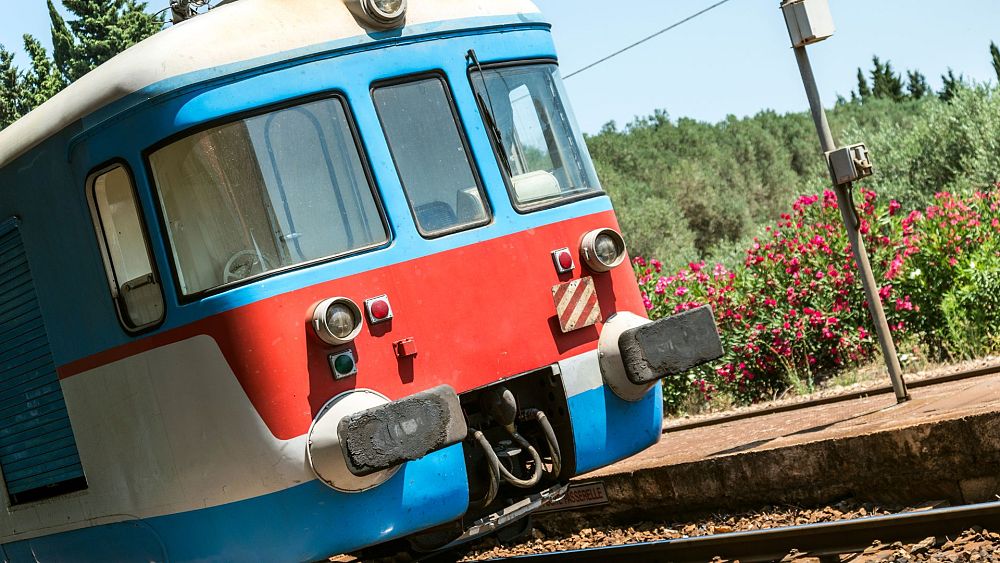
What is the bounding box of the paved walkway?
[581,371,1000,519]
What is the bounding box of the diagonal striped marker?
[552,277,602,333]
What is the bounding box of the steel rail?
[664,362,1000,433]
[495,500,1000,562]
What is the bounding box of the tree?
[991,41,1000,83]
[0,46,24,128]
[939,69,965,102]
[855,57,913,103]
[870,56,905,102]
[21,35,65,110]
[0,1,160,130]
[855,68,872,101]
[906,70,930,100]
[50,0,162,83]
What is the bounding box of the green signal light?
[333,353,356,376]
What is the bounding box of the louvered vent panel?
[0,219,86,504]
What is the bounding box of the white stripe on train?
[0,335,600,543]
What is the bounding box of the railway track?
[491,500,1000,562]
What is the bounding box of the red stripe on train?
[57,211,646,440]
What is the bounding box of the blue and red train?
[0,0,721,560]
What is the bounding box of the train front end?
[0,1,722,561]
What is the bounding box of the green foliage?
[853,56,929,102]
[587,97,927,265]
[844,86,1000,205]
[890,191,1000,359]
[51,0,162,83]
[0,46,24,127]
[870,56,905,102]
[906,70,930,100]
[592,80,1000,273]
[0,0,161,130]
[855,68,872,101]
[939,69,966,102]
[991,41,1000,83]
[21,35,65,109]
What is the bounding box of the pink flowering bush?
[636,188,1000,413]
[890,191,1000,357]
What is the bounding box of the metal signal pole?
[781,0,909,402]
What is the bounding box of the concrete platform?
[579,371,1000,520]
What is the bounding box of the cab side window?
[89,164,164,330]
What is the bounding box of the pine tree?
[906,70,930,100]
[991,41,1000,83]
[48,0,78,83]
[939,69,964,102]
[0,1,161,131]
[21,35,66,110]
[51,0,162,83]
[870,56,905,102]
[855,68,871,101]
[0,46,25,128]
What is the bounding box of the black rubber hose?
[469,430,500,508]
[501,430,544,488]
[525,409,562,478]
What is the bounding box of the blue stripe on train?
[567,382,663,475]
[2,444,469,562]
[0,383,660,561]
[78,15,550,134]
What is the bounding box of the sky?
[2,1,1000,133]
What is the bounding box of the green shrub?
[845,87,1000,206]
[587,97,929,264]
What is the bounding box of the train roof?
[0,0,543,169]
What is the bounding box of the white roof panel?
[0,0,542,168]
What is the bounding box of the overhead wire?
[563,0,736,80]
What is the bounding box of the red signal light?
[552,248,574,274]
[558,252,573,270]
[371,300,390,320]
[364,295,393,324]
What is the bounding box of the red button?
[370,300,390,320]
[558,251,573,270]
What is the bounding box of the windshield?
[373,77,489,236]
[470,63,602,209]
[149,97,387,295]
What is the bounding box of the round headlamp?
[312,297,363,345]
[361,0,407,28]
[580,228,627,272]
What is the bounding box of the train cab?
[0,0,722,560]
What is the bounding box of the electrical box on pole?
[827,143,874,185]
[781,0,835,48]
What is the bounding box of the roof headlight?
[361,0,407,28]
[580,228,627,272]
[312,297,363,345]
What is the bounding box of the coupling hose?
[523,408,562,478]
[470,430,500,508]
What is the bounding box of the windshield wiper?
[467,49,513,177]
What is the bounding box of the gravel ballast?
[456,500,1000,561]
